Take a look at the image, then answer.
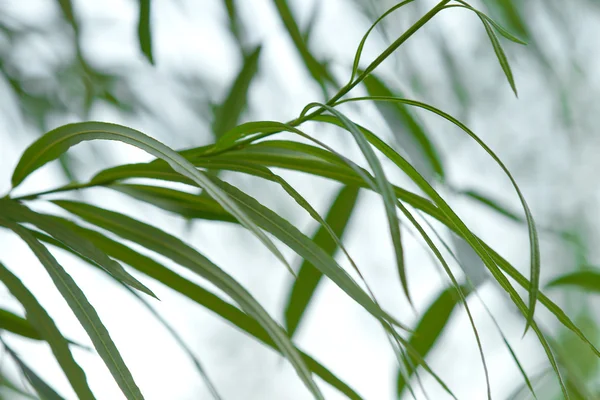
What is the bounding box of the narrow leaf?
[0,258,94,400]
[398,285,470,396]
[51,200,324,399]
[481,17,518,96]
[1,199,155,298]
[137,0,154,64]
[33,221,362,399]
[1,222,144,400]
[546,269,600,293]
[10,121,293,278]
[0,308,43,341]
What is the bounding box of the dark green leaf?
[10,121,292,277]
[138,0,154,64]
[546,269,600,293]
[284,185,359,337]
[51,200,324,399]
[1,222,144,400]
[0,308,42,341]
[398,285,470,396]
[32,220,362,399]
[0,258,94,400]
[0,199,155,298]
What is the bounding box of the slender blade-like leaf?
[137,0,154,64]
[546,269,600,293]
[397,285,470,397]
[284,185,360,337]
[1,199,155,298]
[0,308,43,341]
[0,258,95,400]
[50,200,324,399]
[1,221,144,400]
[9,121,293,277]
[32,221,362,399]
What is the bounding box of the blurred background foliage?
[0,0,600,399]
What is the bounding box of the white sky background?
[1,0,600,399]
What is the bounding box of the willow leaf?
[0,199,155,298]
[0,308,43,341]
[137,0,154,64]
[481,16,517,96]
[32,221,362,400]
[309,104,409,305]
[272,0,332,86]
[398,285,470,396]
[0,259,95,400]
[284,185,359,337]
[546,269,600,293]
[1,222,144,400]
[334,97,540,333]
[51,200,324,399]
[9,121,292,277]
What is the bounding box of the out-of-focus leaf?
[137,0,154,64]
[397,285,470,396]
[0,258,94,400]
[32,221,363,400]
[546,269,600,293]
[10,121,293,278]
[212,46,262,138]
[2,341,66,400]
[459,188,523,223]
[271,0,333,87]
[0,199,155,298]
[284,185,360,337]
[51,200,324,399]
[361,75,445,181]
[0,308,42,341]
[56,0,78,30]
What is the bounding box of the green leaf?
[0,199,155,298]
[212,45,262,138]
[480,16,518,96]
[10,121,293,278]
[1,221,144,400]
[137,0,154,64]
[546,269,600,293]
[2,340,66,400]
[333,96,540,334]
[271,0,333,87]
[308,104,409,305]
[51,200,324,399]
[0,259,95,400]
[458,188,524,223]
[284,185,360,337]
[0,308,43,341]
[397,285,470,396]
[32,221,363,400]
